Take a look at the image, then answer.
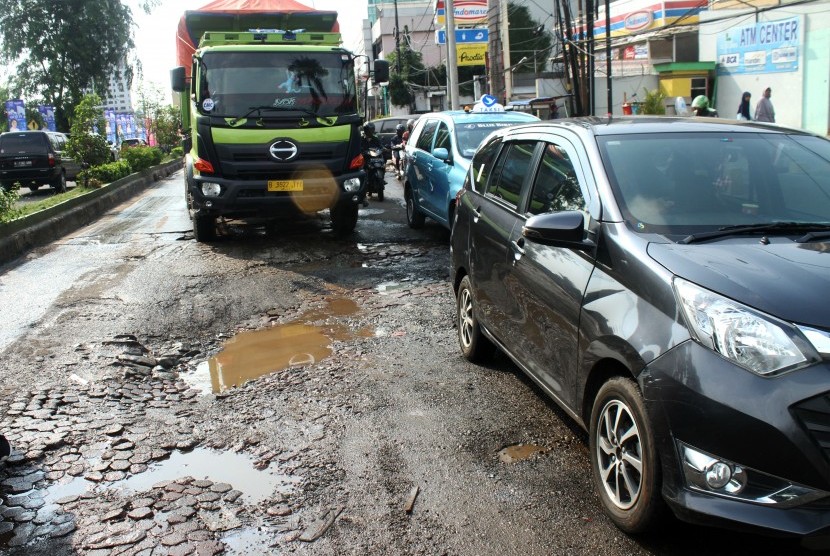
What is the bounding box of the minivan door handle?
[511,237,526,263]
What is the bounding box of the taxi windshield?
[454,120,534,157]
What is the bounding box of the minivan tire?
[456,275,493,362]
[405,186,425,229]
[589,377,662,534]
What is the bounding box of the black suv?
[0,130,81,193]
[451,117,830,540]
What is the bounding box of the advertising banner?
[127,114,137,140]
[105,110,117,145]
[436,28,488,44]
[37,106,56,131]
[457,43,487,66]
[5,99,26,132]
[717,16,801,75]
[435,0,487,26]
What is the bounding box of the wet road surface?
[0,169,819,554]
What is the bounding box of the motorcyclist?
[389,123,406,180]
[361,121,385,200]
[400,118,416,176]
[691,95,718,117]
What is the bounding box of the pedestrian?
[754,87,775,122]
[736,91,752,121]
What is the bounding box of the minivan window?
[416,120,438,151]
[527,142,586,215]
[470,136,502,193]
[433,122,451,152]
[598,132,830,235]
[0,133,49,154]
[487,141,536,209]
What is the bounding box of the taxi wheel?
[405,186,425,229]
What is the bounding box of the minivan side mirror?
[432,147,451,163]
[523,211,594,250]
[171,67,187,92]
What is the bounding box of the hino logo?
[269,139,299,162]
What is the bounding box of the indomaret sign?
[435,0,487,26]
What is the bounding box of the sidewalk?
[0,159,183,267]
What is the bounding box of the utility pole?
[394,0,402,74]
[500,0,513,104]
[605,0,612,115]
[446,0,460,109]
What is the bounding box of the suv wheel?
[28,184,40,193]
[589,377,662,533]
[456,275,493,362]
[53,172,67,194]
[331,202,358,235]
[192,214,217,242]
[405,186,425,229]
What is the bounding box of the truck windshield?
[199,51,357,117]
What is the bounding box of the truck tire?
[192,214,217,242]
[331,203,358,235]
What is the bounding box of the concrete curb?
[0,159,183,266]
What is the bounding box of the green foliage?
[170,147,184,158]
[79,160,132,185]
[0,187,21,223]
[0,0,135,130]
[388,74,414,108]
[120,146,162,172]
[66,94,111,165]
[640,88,668,115]
[508,3,552,75]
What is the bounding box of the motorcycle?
[363,147,386,201]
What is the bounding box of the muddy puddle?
[185,297,371,394]
[498,444,548,464]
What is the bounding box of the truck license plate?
[267,180,303,192]
[13,160,32,168]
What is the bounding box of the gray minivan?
[0,130,81,193]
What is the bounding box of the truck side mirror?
[171,67,187,92]
[373,60,389,84]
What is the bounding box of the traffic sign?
[436,28,488,45]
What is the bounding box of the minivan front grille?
[792,393,830,463]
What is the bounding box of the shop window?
[691,77,707,100]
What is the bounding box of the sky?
[130,0,368,94]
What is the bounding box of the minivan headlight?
[673,278,820,376]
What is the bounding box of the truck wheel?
[53,172,67,194]
[192,214,217,242]
[28,184,40,192]
[405,186,425,229]
[331,203,358,235]
[377,187,384,202]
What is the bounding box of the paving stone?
[130,464,148,474]
[131,498,155,509]
[162,491,183,502]
[166,482,187,493]
[67,464,86,476]
[0,521,14,534]
[102,508,126,521]
[192,480,213,489]
[1,477,33,494]
[161,531,187,546]
[209,483,232,494]
[168,542,197,556]
[267,504,292,517]
[110,460,132,472]
[84,471,105,483]
[223,490,242,503]
[87,528,146,549]
[197,492,221,504]
[127,507,153,520]
[186,530,213,542]
[50,520,77,538]
[52,513,74,525]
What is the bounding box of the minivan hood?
[648,238,830,328]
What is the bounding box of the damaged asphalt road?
[0,170,816,555]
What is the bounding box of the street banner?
[5,99,26,132]
[38,106,56,131]
[717,16,801,75]
[457,43,487,66]
[105,110,117,145]
[435,0,487,26]
[127,114,137,140]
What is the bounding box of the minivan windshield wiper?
[679,222,830,244]
[228,105,328,126]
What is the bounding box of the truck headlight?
[673,278,820,376]
[201,182,222,197]
[343,178,361,193]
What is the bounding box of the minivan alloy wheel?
[596,399,642,510]
[456,276,492,362]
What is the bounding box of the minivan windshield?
[598,132,830,236]
[198,51,357,117]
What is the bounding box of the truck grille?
[233,151,334,162]
[792,393,830,463]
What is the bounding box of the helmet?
[406,118,415,130]
[691,95,710,111]
[396,123,406,133]
[362,122,376,135]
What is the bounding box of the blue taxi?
[402,97,539,230]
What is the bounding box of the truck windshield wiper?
[679,222,830,244]
[229,105,330,126]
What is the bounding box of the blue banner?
[5,99,26,132]
[105,110,117,144]
[38,105,56,131]
[717,16,800,75]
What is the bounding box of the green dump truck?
[171,7,388,241]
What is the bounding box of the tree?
[0,0,136,132]
[66,93,111,166]
[508,3,553,75]
[385,46,426,108]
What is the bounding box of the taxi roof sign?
[471,94,505,113]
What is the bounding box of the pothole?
[498,444,548,464]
